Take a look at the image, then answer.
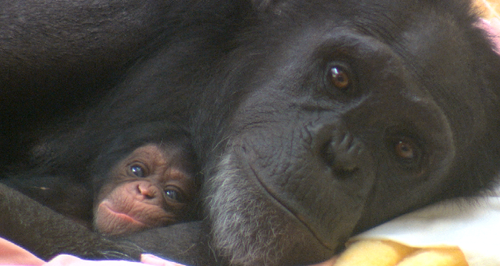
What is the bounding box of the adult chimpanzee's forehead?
[242,0,488,143]
[257,0,473,37]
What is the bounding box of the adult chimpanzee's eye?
[328,65,351,90]
[165,189,182,202]
[385,130,423,168]
[391,137,422,167]
[130,164,147,177]
[395,140,415,160]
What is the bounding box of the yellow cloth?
[335,240,468,266]
[474,0,499,20]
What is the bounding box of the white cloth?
[352,191,500,266]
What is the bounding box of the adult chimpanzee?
[1,0,500,266]
[1,123,200,236]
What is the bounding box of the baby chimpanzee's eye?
[165,189,183,202]
[130,164,147,177]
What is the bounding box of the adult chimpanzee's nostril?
[321,140,336,167]
[320,131,361,179]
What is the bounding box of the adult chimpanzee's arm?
[122,221,218,266]
[0,183,212,264]
[0,0,177,83]
[0,175,93,225]
[0,184,142,260]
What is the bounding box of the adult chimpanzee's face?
[196,1,499,266]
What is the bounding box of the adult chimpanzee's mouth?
[245,160,337,253]
[207,150,339,265]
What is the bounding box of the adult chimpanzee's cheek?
[204,120,377,266]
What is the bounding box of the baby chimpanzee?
[1,123,200,236]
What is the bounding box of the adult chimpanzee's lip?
[244,159,336,252]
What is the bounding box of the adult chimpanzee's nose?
[322,131,362,178]
[312,123,365,180]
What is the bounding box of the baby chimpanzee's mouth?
[99,202,149,227]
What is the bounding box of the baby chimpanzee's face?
[94,144,197,236]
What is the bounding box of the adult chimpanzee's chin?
[206,152,337,265]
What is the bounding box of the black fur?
[1,0,500,266]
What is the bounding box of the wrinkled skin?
[1,0,500,266]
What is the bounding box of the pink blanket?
[0,237,183,266]
[481,18,500,51]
